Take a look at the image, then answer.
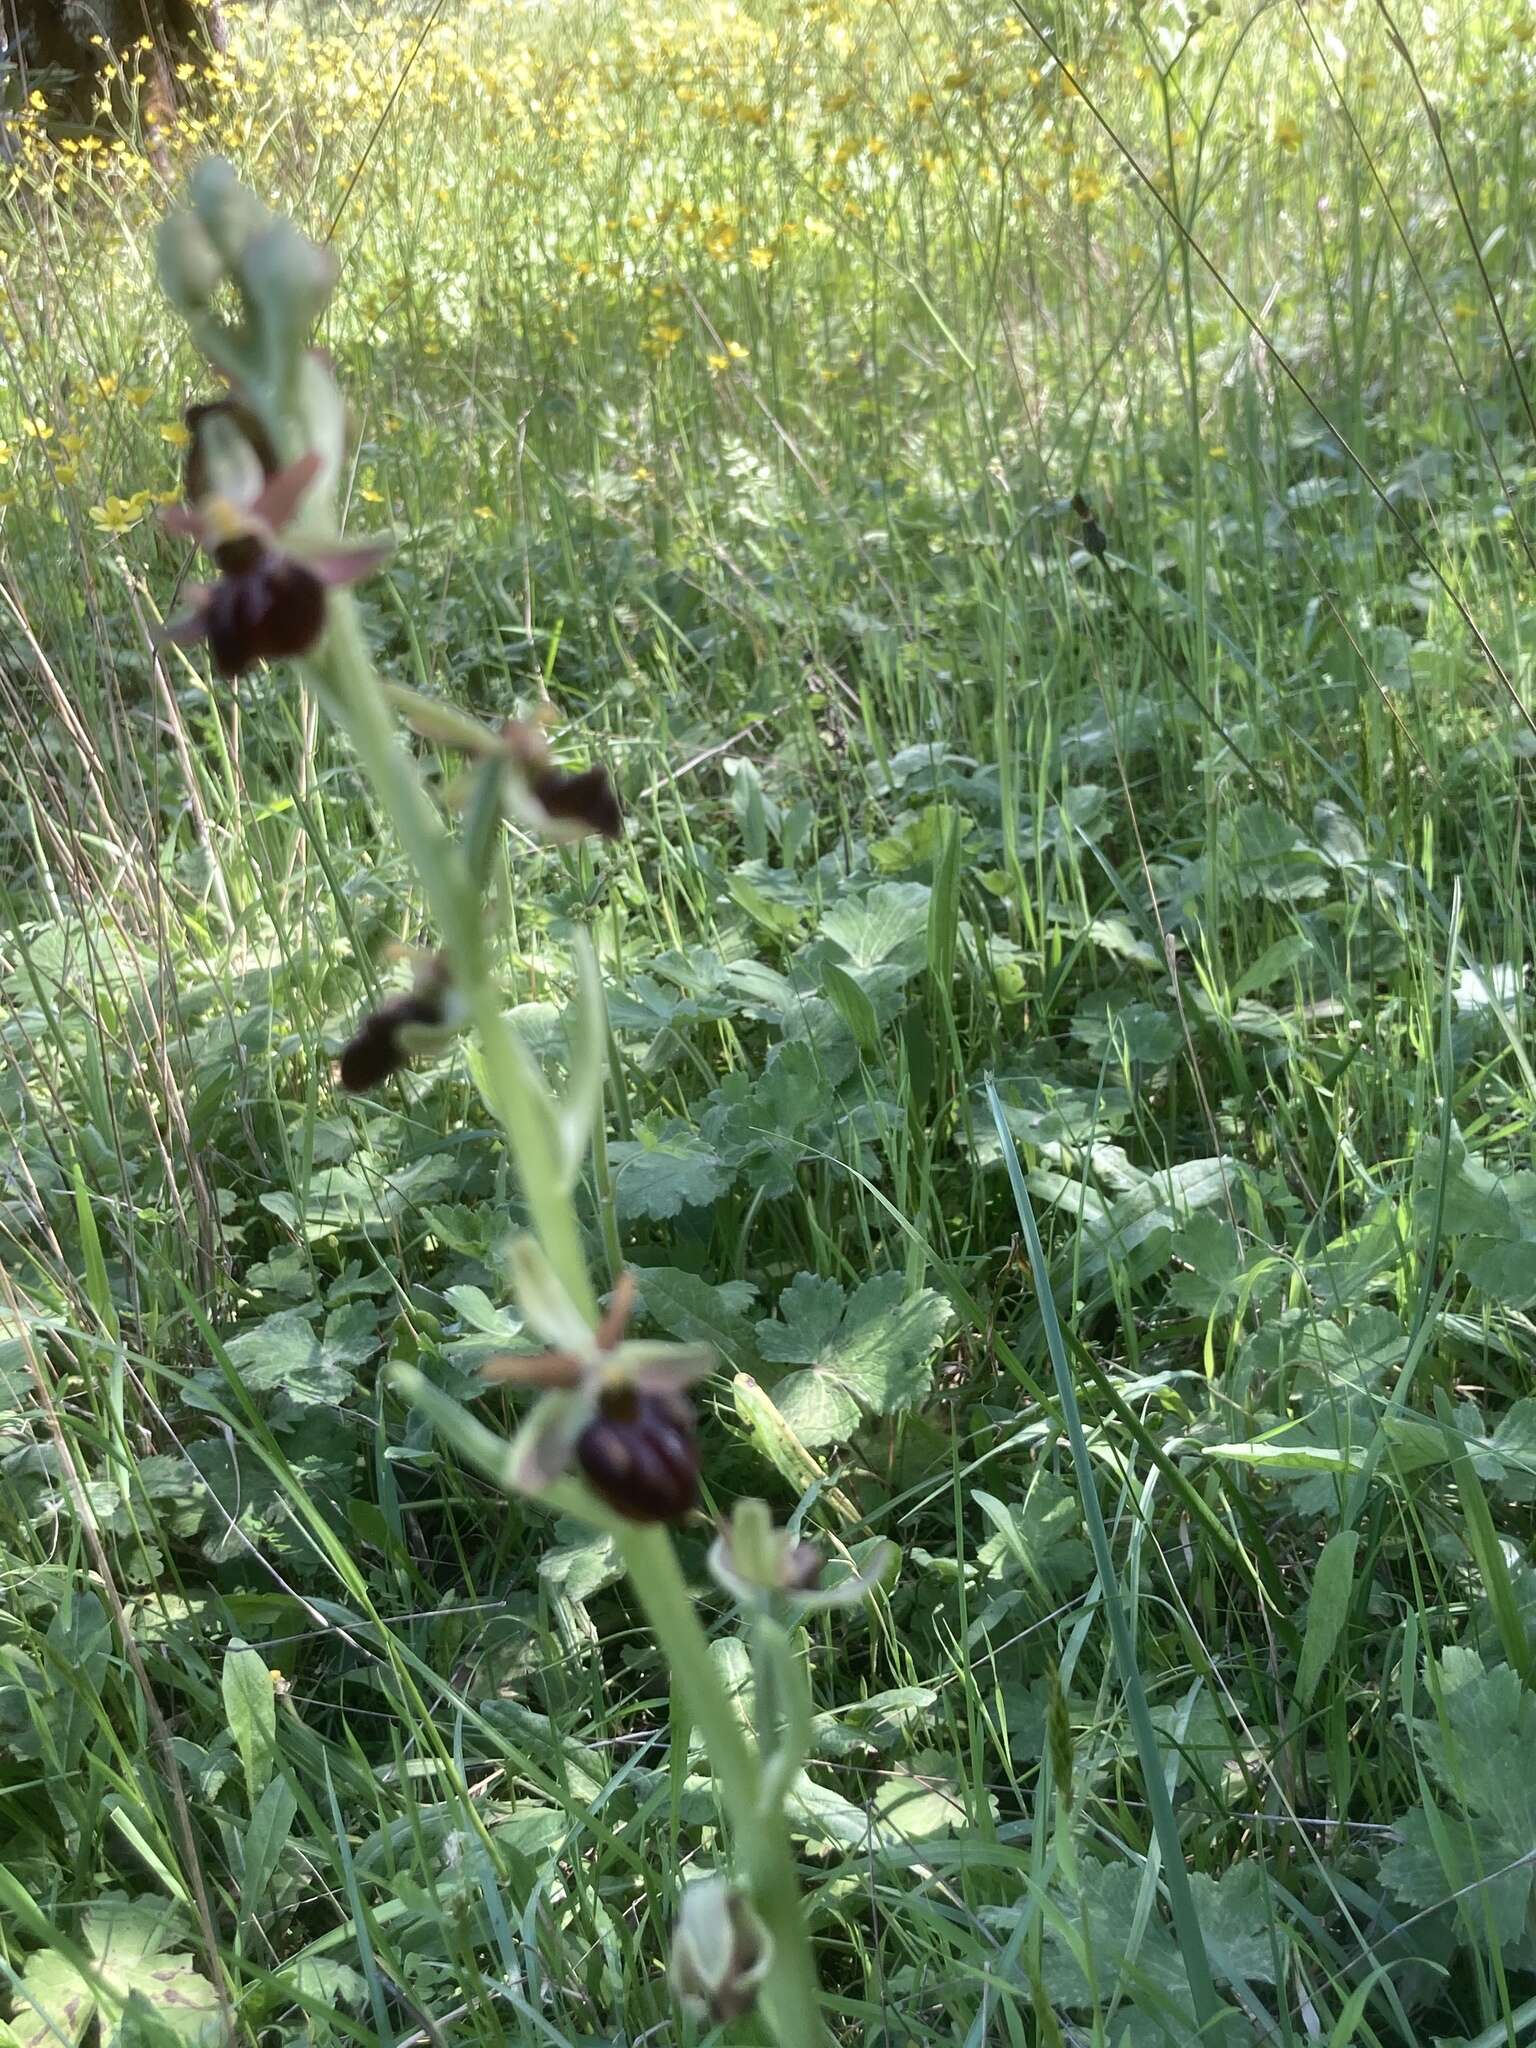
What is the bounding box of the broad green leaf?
[1383,1646,1536,1958]
[819,959,881,1053]
[730,1373,862,1524]
[974,1481,1092,1599]
[784,1769,874,1849]
[223,1303,379,1406]
[239,1775,297,1923]
[820,880,932,973]
[1461,1237,1536,1307]
[1041,1860,1187,2009]
[1168,1212,1248,1315]
[608,1129,732,1221]
[755,1272,953,1448]
[1202,1440,1363,1475]
[442,1284,524,1356]
[634,1266,759,1367]
[1296,1530,1358,1708]
[222,1640,277,1804]
[539,1533,623,1602]
[7,1898,220,2048]
[1382,1805,1533,1948]
[871,1751,989,1843]
[1186,1864,1284,1985]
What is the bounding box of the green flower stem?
[617,1525,832,2048]
[305,593,596,1324]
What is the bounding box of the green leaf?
[7,1898,221,2048]
[1168,1212,1248,1315]
[1461,1236,1536,1307]
[1202,1440,1363,1476]
[441,1284,524,1357]
[1186,1864,1283,1985]
[1295,1530,1358,1708]
[223,1303,379,1406]
[871,1750,989,1843]
[539,1533,624,1602]
[634,1266,759,1367]
[608,1129,732,1221]
[819,959,881,1053]
[239,1775,297,1925]
[222,1639,277,1804]
[1041,1860,1187,2009]
[1382,1805,1533,1947]
[820,880,932,973]
[783,1769,874,1849]
[1383,1647,1536,1956]
[755,1272,953,1448]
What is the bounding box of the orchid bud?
[157,211,224,314]
[708,1498,899,1612]
[243,219,340,376]
[189,157,269,266]
[670,1875,772,2025]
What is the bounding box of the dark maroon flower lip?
[189,553,327,678]
[528,763,624,840]
[337,958,456,1092]
[157,435,393,677]
[575,1385,700,1524]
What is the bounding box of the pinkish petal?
[155,594,213,646]
[623,1343,715,1394]
[251,450,323,533]
[304,537,395,588]
[160,504,208,540]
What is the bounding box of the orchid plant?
[152,160,892,2044]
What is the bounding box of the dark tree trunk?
[4,0,227,139]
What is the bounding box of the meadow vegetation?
[2,0,1536,2040]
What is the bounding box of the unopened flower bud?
[242,220,340,365]
[157,211,225,314]
[708,1497,899,1611]
[670,1876,772,2025]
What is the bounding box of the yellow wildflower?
[159,422,192,448]
[1273,116,1303,151]
[1070,165,1105,204]
[89,494,150,534]
[748,244,775,270]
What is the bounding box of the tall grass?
[2,0,1535,2041]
